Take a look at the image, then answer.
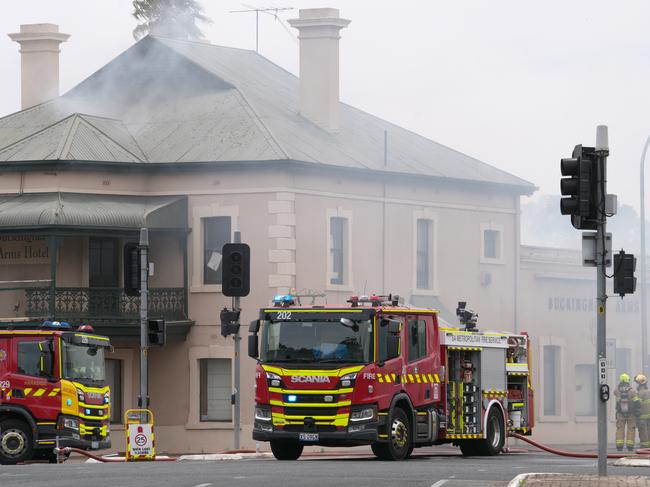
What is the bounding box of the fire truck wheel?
[475,407,505,456]
[270,440,304,460]
[372,408,411,461]
[0,419,34,465]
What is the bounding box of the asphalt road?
[0,449,646,487]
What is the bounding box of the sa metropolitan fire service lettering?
[443,333,508,348]
[291,376,331,383]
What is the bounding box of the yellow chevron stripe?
[422,374,429,383]
[384,373,392,383]
[48,388,60,397]
[33,388,46,397]
[23,388,32,396]
[434,374,440,382]
[377,374,384,383]
[391,374,397,382]
[415,374,421,383]
[408,374,414,383]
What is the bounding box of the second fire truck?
[0,321,112,464]
[249,294,533,460]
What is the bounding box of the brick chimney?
[288,8,350,132]
[8,24,70,109]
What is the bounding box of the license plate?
[91,440,99,449]
[298,433,319,442]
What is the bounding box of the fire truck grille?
[283,394,339,404]
[283,407,339,417]
[283,425,338,433]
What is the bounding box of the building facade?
[0,12,535,452]
[520,245,645,444]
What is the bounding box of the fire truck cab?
[0,322,112,464]
[249,295,533,461]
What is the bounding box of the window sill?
[574,416,597,423]
[538,415,569,423]
[411,289,439,297]
[185,422,234,430]
[191,284,223,294]
[480,258,505,265]
[326,284,354,293]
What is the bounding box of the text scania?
[290,376,331,384]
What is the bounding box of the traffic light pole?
[139,228,149,409]
[233,231,241,450]
[595,127,609,477]
[640,137,650,378]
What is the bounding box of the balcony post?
[48,235,58,320]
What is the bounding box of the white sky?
[2,0,650,210]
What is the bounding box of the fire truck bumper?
[55,436,111,450]
[252,422,379,444]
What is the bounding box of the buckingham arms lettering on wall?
[547,296,639,314]
[0,236,51,265]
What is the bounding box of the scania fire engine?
[0,321,111,464]
[249,294,534,461]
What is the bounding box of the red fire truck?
[0,321,112,464]
[249,295,533,461]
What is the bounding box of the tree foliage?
[132,0,211,41]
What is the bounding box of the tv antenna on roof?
[230,5,295,53]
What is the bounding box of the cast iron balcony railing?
[24,287,186,322]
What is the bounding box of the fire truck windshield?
[61,341,105,383]
[261,319,373,364]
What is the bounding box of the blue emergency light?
[273,294,295,307]
[287,395,298,403]
[41,320,72,330]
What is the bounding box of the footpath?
[508,474,650,487]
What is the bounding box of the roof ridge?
[79,115,147,162]
[0,112,77,154]
[54,114,81,159]
[232,89,290,160]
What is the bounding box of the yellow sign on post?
[125,409,156,461]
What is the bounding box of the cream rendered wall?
[519,246,643,445]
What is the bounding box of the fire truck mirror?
[249,319,260,333]
[37,340,54,378]
[248,334,259,359]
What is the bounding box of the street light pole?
[640,137,650,377]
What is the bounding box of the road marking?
[193,484,212,487]
[430,480,449,487]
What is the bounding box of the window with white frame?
[481,222,504,263]
[203,217,231,285]
[416,219,434,289]
[575,364,596,416]
[543,345,561,416]
[199,358,232,422]
[329,217,348,285]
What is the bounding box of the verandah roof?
[0,192,187,233]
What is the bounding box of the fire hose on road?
[54,447,177,463]
[508,432,650,458]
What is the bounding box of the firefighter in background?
[635,373,650,449]
[614,373,639,451]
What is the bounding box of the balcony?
[1,287,191,342]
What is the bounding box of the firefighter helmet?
[619,373,631,383]
[635,374,648,385]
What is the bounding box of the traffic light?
[560,145,597,230]
[221,243,250,297]
[613,250,637,297]
[148,319,166,346]
[124,243,141,296]
[220,308,240,337]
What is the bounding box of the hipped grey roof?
[0,193,187,230]
[0,36,534,193]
